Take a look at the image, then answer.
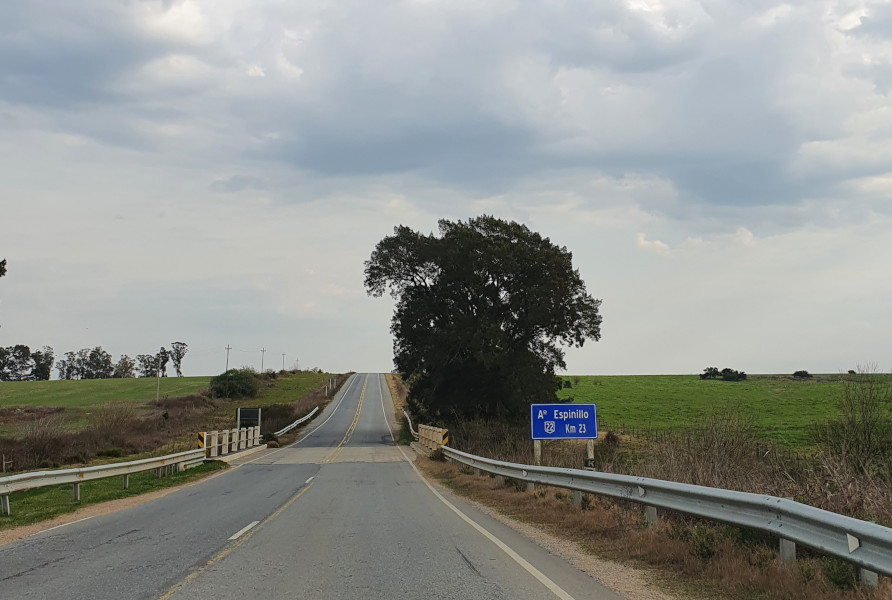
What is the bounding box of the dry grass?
[385,373,408,411]
[418,457,891,600]
[447,408,892,527]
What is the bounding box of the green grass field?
[0,377,213,436]
[0,377,212,409]
[558,374,848,448]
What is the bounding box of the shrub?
[721,368,746,381]
[209,369,260,399]
[810,365,892,475]
[793,370,812,379]
[700,367,720,380]
[262,432,279,443]
[821,557,855,590]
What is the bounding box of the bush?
[793,370,812,379]
[209,369,260,399]
[810,365,892,474]
[721,368,746,381]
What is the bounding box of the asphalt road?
[0,374,627,600]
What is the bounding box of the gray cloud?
[209,175,268,193]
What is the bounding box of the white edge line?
[41,515,95,533]
[396,445,577,600]
[378,373,396,442]
[228,520,260,541]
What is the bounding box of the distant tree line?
[56,342,188,380]
[700,366,747,381]
[0,342,189,381]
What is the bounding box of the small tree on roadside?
[793,370,811,379]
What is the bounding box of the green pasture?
[0,377,212,409]
[558,374,848,448]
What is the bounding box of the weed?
[821,557,855,590]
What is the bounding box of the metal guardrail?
[440,445,892,582]
[274,407,319,437]
[402,409,419,440]
[0,449,206,516]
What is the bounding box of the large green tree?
[365,216,602,420]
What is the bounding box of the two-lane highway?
[1,374,627,600]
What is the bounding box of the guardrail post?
[779,538,796,564]
[72,482,81,501]
[572,490,583,507]
[210,431,219,458]
[254,426,260,446]
[644,506,659,528]
[122,474,129,489]
[859,568,878,588]
[1,494,10,515]
[230,428,238,453]
[239,428,247,450]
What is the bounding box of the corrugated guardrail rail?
[0,448,206,516]
[438,445,892,584]
[274,406,319,437]
[402,409,419,440]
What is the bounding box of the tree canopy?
[365,215,602,420]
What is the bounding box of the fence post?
[220,430,229,455]
[255,426,261,446]
[230,428,238,453]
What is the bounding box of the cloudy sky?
[2,0,891,377]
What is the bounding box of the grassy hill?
[557,374,847,448]
[0,377,212,409]
[0,377,212,435]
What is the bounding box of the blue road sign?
[530,403,597,440]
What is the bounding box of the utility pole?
[225,344,232,371]
[261,347,266,373]
[156,356,161,404]
[282,353,286,372]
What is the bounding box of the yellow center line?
[157,482,315,600]
[324,374,367,463]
